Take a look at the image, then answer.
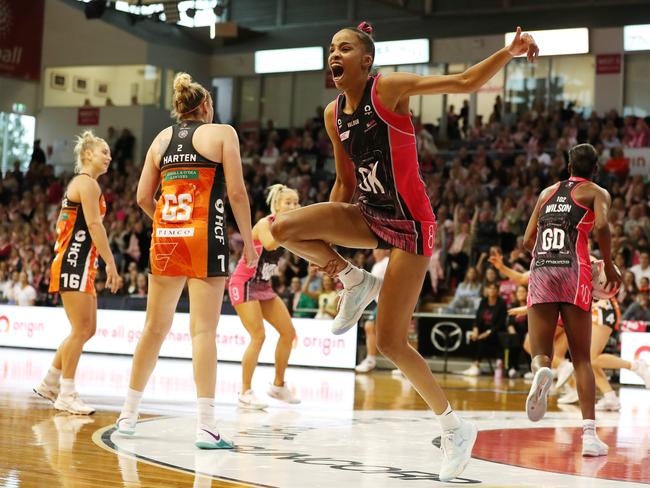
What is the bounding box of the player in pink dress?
[523,144,621,457]
[271,21,538,481]
[229,185,301,409]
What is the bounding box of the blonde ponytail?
[73,130,102,174]
[266,184,298,215]
[171,72,208,122]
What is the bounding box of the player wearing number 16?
[34,131,122,415]
[116,73,258,449]
[523,143,622,457]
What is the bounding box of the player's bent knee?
[270,214,292,243]
[281,327,296,341]
[249,330,266,344]
[376,336,406,359]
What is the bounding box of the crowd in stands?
[1,99,649,371]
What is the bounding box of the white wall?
[432,35,504,64]
[591,27,624,114]
[211,52,255,77]
[36,106,144,172]
[43,65,160,107]
[42,0,147,67]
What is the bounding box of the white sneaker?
[331,271,382,335]
[582,435,608,457]
[238,389,268,410]
[632,360,650,388]
[523,371,534,380]
[115,412,138,435]
[34,381,59,403]
[596,395,621,411]
[526,367,553,421]
[391,368,404,377]
[508,368,518,379]
[439,419,478,482]
[461,365,480,377]
[557,387,580,405]
[555,361,574,390]
[355,357,377,373]
[54,392,95,415]
[195,424,234,449]
[267,383,301,404]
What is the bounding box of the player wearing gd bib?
[116,73,257,449]
[524,144,621,457]
[34,131,122,415]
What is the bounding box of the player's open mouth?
[330,64,344,81]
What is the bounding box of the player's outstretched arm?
[381,26,538,99]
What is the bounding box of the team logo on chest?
[364,104,373,116]
[358,162,385,195]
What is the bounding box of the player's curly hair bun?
[171,72,208,122]
[357,21,374,37]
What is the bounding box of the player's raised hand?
[508,26,539,63]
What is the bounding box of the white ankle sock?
[437,403,461,431]
[122,388,143,416]
[60,378,75,396]
[582,419,596,438]
[604,391,617,401]
[44,366,61,387]
[366,355,376,362]
[197,397,215,426]
[337,263,364,288]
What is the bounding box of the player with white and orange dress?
[229,184,301,409]
[116,73,257,449]
[270,21,538,482]
[524,144,621,457]
[34,131,121,415]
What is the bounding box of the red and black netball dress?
[228,216,283,306]
[334,74,437,256]
[528,177,595,312]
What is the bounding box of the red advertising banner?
[596,53,621,75]
[78,107,100,126]
[0,0,45,81]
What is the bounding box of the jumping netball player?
[271,22,538,481]
[116,73,257,449]
[34,131,121,415]
[524,143,621,457]
[229,184,300,409]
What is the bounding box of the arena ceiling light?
[374,38,430,66]
[76,0,228,27]
[255,47,324,74]
[504,28,589,56]
[624,24,650,52]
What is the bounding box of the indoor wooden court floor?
[1,348,648,487]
